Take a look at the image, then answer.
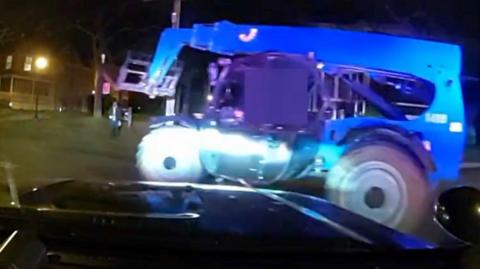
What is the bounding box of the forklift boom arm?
[144,21,461,97]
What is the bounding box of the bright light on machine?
[422,140,432,151]
[449,122,463,133]
[233,109,244,119]
[8,102,12,107]
[193,113,204,119]
[91,90,96,95]
[200,128,266,155]
[199,128,291,163]
[206,94,214,101]
[316,62,325,69]
[35,56,49,70]
[217,58,232,66]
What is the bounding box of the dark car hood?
[8,180,464,252]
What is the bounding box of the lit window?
[24,56,33,71]
[5,55,12,70]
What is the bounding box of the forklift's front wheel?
[136,125,206,182]
[325,144,429,233]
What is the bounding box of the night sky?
[183,0,478,38]
[0,0,478,74]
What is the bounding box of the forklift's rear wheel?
[325,144,429,233]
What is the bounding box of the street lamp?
[35,56,49,70]
[34,56,49,119]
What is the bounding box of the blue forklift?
[118,21,465,234]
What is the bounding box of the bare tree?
[71,0,164,117]
[73,5,124,118]
[74,22,107,118]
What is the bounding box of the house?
[0,44,56,110]
[0,42,96,111]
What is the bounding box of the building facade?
[0,43,96,112]
[0,50,56,110]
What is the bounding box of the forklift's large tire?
[136,126,206,182]
[325,144,429,233]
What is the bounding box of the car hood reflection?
[16,180,464,251]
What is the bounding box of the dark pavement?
[0,111,149,201]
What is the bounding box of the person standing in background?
[109,99,122,137]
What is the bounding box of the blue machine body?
[146,21,464,181]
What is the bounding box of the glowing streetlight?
[33,56,50,119]
[35,57,49,70]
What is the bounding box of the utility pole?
[172,0,182,28]
[164,0,182,116]
[34,92,39,119]
[33,80,39,119]
[93,52,103,118]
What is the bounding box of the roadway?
[0,111,149,203]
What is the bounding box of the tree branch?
[74,23,96,39]
[105,25,162,44]
[101,1,133,32]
